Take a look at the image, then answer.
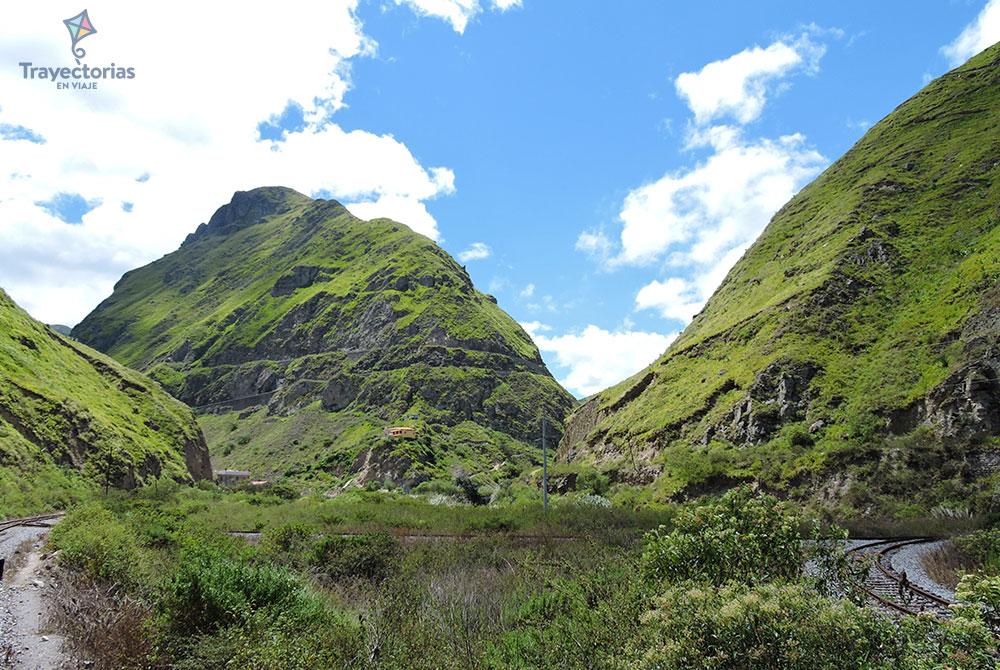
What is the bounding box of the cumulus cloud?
[395,0,521,34]
[675,31,826,125]
[635,278,703,323]
[614,129,824,269]
[942,0,1000,66]
[519,283,535,298]
[457,241,492,262]
[522,322,676,397]
[0,2,463,324]
[577,29,829,332]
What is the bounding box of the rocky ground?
[0,522,70,670]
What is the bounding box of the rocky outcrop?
[714,361,820,447]
[887,288,1000,441]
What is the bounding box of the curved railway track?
[848,538,955,617]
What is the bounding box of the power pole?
[541,417,548,513]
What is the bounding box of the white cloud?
[616,130,823,325]
[611,128,824,268]
[577,31,830,337]
[674,31,826,126]
[635,243,748,323]
[457,241,491,262]
[942,0,1000,66]
[522,322,676,397]
[519,283,535,298]
[395,0,521,34]
[0,2,466,325]
[575,229,614,264]
[635,278,703,323]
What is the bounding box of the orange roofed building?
[383,426,417,439]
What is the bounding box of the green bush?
[624,581,899,670]
[161,549,311,636]
[464,514,517,534]
[577,467,611,496]
[268,482,299,500]
[174,608,360,670]
[261,522,314,569]
[310,532,401,582]
[956,573,1000,632]
[641,487,803,586]
[49,503,146,589]
[897,614,996,669]
[956,529,1000,574]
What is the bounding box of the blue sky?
[2,0,998,397]
[327,0,997,395]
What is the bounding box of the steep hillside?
[0,289,211,514]
[560,44,1000,516]
[73,188,575,489]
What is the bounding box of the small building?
[383,426,417,440]
[216,469,251,487]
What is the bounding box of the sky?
[2,1,999,398]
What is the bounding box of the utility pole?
[541,417,548,513]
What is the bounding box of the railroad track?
[0,513,63,536]
[848,538,955,617]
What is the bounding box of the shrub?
[956,529,1000,574]
[310,532,401,583]
[268,482,299,500]
[261,522,314,569]
[956,573,1000,632]
[175,608,360,670]
[49,573,155,670]
[788,425,814,447]
[623,581,900,670]
[49,503,146,589]
[161,549,310,636]
[464,514,517,534]
[641,487,803,586]
[898,614,996,669]
[577,468,611,496]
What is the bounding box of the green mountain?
[73,187,575,490]
[560,44,1000,516]
[0,289,211,514]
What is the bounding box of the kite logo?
[63,10,97,64]
[17,9,135,89]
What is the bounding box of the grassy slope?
[561,45,1000,512]
[0,289,207,516]
[73,189,575,487]
[82,199,540,369]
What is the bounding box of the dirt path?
[0,523,71,670]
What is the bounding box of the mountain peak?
[185,187,313,242]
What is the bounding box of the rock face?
[73,187,575,484]
[0,289,211,498]
[559,44,1000,512]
